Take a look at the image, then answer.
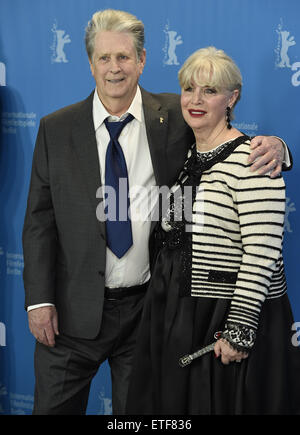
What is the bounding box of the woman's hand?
[214,339,248,365]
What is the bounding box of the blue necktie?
[104,114,134,258]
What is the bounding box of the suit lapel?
[141,88,169,187]
[141,88,172,235]
[71,91,106,238]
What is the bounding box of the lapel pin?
[160,117,164,124]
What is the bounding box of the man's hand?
[248,136,284,178]
[28,306,59,347]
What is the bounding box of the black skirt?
[126,246,300,415]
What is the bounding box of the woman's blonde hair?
[178,46,242,113]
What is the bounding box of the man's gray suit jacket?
[22,88,194,339]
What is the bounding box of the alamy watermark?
[291,322,300,347]
[0,322,6,347]
[96,180,201,232]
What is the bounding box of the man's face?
[89,30,146,115]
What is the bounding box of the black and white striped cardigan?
[163,136,287,351]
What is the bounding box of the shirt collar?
[92,86,143,131]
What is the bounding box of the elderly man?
[23,9,290,415]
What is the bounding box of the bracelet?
[221,323,256,353]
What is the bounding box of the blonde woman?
[126,47,300,415]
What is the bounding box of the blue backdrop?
[0,0,299,415]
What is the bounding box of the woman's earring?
[226,106,232,130]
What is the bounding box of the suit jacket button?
[98,270,104,276]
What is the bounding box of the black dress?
[126,139,300,415]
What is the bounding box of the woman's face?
[180,81,238,133]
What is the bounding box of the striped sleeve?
[225,154,286,335]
